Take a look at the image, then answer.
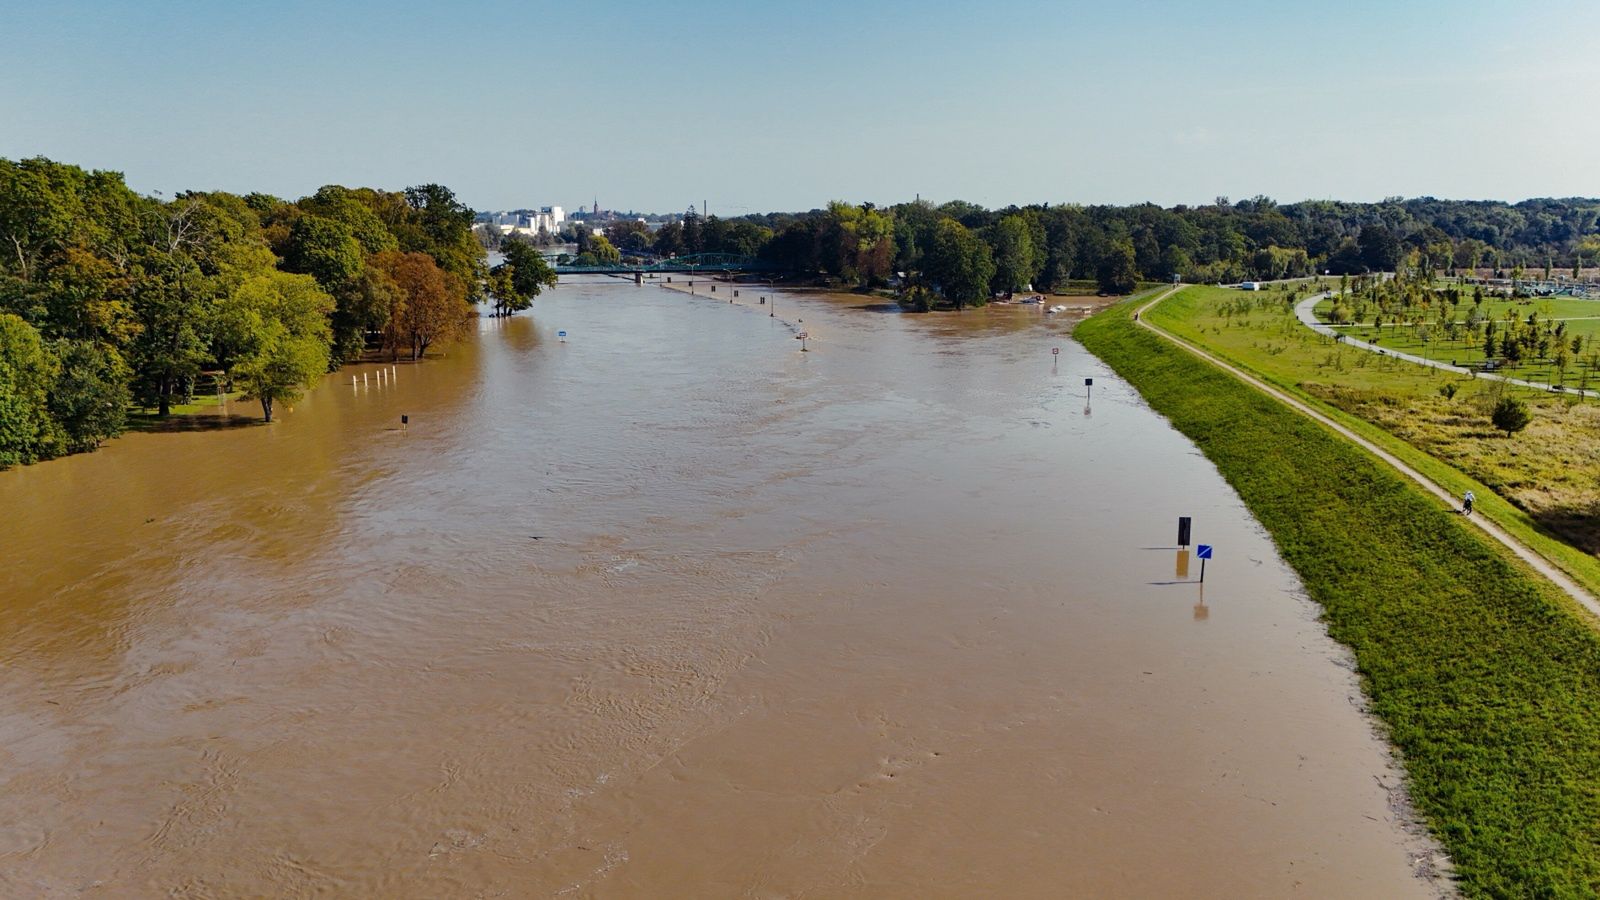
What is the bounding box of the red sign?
[1052,347,1060,355]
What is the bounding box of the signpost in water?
[558,330,567,342]
[797,332,809,352]
[1197,544,1213,582]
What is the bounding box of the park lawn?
[1311,291,1600,387]
[1148,283,1600,604]
[125,376,254,430]
[1078,299,1600,897]
[1154,284,1451,398]
[1315,293,1600,323]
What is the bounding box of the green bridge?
[554,252,777,275]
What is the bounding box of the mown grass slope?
[1149,283,1600,611]
[1077,300,1600,897]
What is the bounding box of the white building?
[482,206,566,238]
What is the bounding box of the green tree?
[924,219,995,310]
[219,271,333,422]
[652,221,684,257]
[0,312,61,466]
[1096,239,1140,294]
[488,241,557,317]
[681,206,704,254]
[989,215,1038,293]
[1491,396,1530,436]
[299,185,399,255]
[401,183,485,293]
[282,215,367,361]
[130,251,211,416]
[1502,332,1522,363]
[587,233,621,265]
[48,338,128,451]
[282,215,363,288]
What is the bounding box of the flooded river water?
[0,279,1438,897]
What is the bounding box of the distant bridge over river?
[554,252,777,276]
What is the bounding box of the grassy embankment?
[1150,284,1600,584]
[1077,299,1600,896]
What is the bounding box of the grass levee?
[1077,299,1600,896]
[1149,284,1600,597]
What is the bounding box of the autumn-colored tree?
[371,250,470,360]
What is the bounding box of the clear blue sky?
[4,0,1598,214]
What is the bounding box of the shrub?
[1491,396,1531,436]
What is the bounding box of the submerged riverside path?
[1081,294,1600,894]
[1140,287,1600,619]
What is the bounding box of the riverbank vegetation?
[570,195,1600,309]
[1077,300,1600,897]
[1149,283,1600,592]
[0,156,557,467]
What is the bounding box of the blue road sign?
[558,330,567,337]
[1196,545,1213,559]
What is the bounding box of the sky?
[4,0,1600,215]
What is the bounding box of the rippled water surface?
[0,280,1436,897]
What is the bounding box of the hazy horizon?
[5,0,1598,214]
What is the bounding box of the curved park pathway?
[1293,294,1590,397]
[1133,287,1600,619]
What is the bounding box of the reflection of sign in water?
[1197,545,1212,559]
[1175,549,1189,579]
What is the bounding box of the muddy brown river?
[0,279,1440,897]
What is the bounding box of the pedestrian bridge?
[554,252,776,275]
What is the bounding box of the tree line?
[0,156,554,468]
[557,195,1600,308]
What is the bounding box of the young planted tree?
[1491,396,1531,437]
